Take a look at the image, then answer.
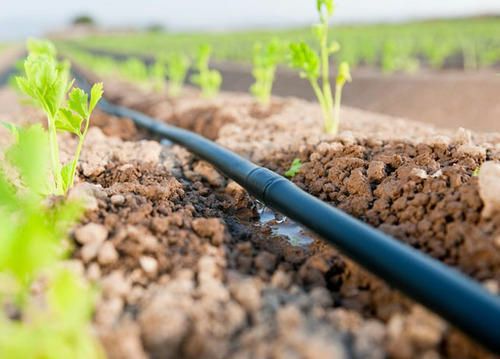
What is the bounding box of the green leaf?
[27,38,56,57]
[288,42,320,80]
[285,158,303,178]
[329,41,341,54]
[55,108,83,135]
[60,161,74,194]
[336,61,352,86]
[0,171,17,210]
[89,83,103,113]
[68,87,89,119]
[47,269,95,327]
[6,124,51,195]
[17,53,70,120]
[316,0,335,17]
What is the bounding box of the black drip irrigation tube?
[92,96,500,354]
[1,60,499,353]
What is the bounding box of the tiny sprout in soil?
[190,44,223,98]
[163,53,191,97]
[250,39,285,106]
[285,158,303,178]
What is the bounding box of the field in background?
[60,17,500,73]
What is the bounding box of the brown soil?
[88,77,500,358]
[2,59,500,358]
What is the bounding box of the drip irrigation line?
[89,94,500,354]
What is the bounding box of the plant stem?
[320,19,336,134]
[68,117,91,191]
[48,115,63,195]
[310,78,333,133]
[333,83,343,135]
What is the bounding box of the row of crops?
[61,17,500,73]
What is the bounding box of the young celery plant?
[164,53,191,97]
[250,39,284,106]
[288,0,351,135]
[15,39,103,195]
[0,134,102,358]
[190,44,222,98]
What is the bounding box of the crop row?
[62,17,500,72]
[61,3,352,135]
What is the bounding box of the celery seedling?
[285,158,303,178]
[119,58,149,84]
[164,53,190,97]
[15,39,103,195]
[190,44,222,98]
[0,124,102,359]
[288,0,351,134]
[250,39,284,106]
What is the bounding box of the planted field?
[62,17,500,72]
[2,2,500,359]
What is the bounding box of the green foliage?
[15,39,103,195]
[120,58,150,83]
[0,125,102,358]
[288,0,348,134]
[5,124,52,195]
[164,53,191,97]
[0,270,103,359]
[190,44,222,98]
[289,42,320,80]
[62,17,500,73]
[0,186,78,287]
[285,158,303,178]
[316,0,334,18]
[381,39,419,73]
[250,39,284,105]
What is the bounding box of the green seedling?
[150,60,166,92]
[164,53,191,97]
[190,44,222,98]
[288,0,351,134]
[0,268,103,359]
[285,158,303,178]
[250,39,284,106]
[0,124,102,358]
[119,57,150,84]
[0,125,83,290]
[15,39,103,195]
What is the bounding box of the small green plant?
[150,59,167,92]
[250,39,284,106]
[15,39,103,195]
[119,57,149,83]
[190,44,222,98]
[0,124,103,358]
[164,53,191,97]
[285,158,303,178]
[288,0,351,134]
